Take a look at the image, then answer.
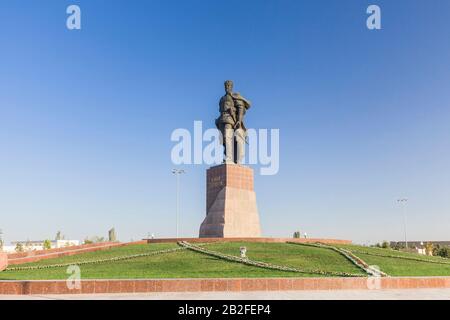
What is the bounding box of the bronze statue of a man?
[215,80,251,164]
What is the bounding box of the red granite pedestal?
[0,252,8,271]
[199,164,262,238]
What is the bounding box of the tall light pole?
[172,169,186,238]
[397,198,408,249]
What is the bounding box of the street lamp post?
[172,169,186,238]
[397,198,408,249]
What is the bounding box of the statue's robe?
[231,93,251,132]
[215,92,251,131]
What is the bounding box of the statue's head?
[224,80,233,94]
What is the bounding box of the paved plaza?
[1,289,449,300]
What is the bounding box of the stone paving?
[1,288,449,300]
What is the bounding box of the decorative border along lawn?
[1,242,449,280]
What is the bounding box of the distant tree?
[436,247,449,258]
[425,242,434,256]
[381,241,390,249]
[55,231,62,240]
[25,239,32,251]
[433,244,441,256]
[84,236,106,244]
[392,242,405,251]
[43,239,52,250]
[15,243,24,253]
[293,231,301,239]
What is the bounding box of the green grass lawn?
[0,243,302,280]
[1,242,450,280]
[337,244,449,262]
[336,244,450,276]
[205,242,365,275]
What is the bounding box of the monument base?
[199,164,261,238]
[0,252,8,272]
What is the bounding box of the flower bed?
[5,247,185,272]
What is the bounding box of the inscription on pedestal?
[208,176,224,188]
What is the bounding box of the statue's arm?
[219,97,227,112]
[232,93,251,108]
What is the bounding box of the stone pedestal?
[199,164,262,238]
[0,252,8,272]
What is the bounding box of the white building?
[2,240,80,253]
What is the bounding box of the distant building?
[415,244,427,255]
[390,241,450,248]
[390,241,449,256]
[2,239,80,253]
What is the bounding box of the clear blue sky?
[1,0,449,244]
